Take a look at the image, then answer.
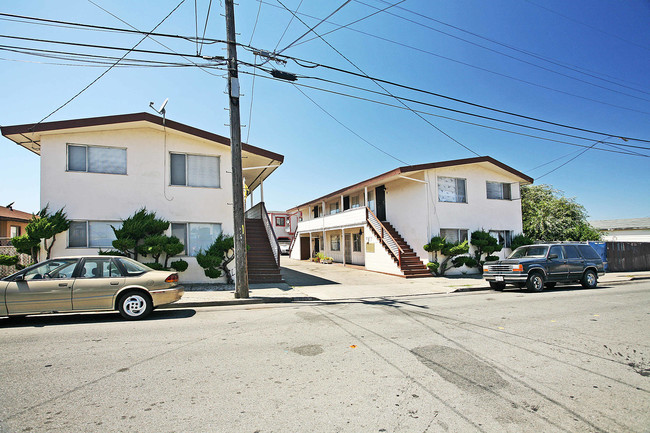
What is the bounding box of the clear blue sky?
[1,0,649,221]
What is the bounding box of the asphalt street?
[1,281,649,433]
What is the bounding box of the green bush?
[423,236,470,276]
[470,230,502,273]
[510,234,535,250]
[196,233,235,283]
[145,262,165,271]
[0,255,19,266]
[170,259,189,272]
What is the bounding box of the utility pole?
[225,0,249,298]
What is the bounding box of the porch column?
[341,228,346,266]
[364,186,368,207]
[309,232,313,258]
[260,179,264,203]
[322,200,326,217]
[340,195,344,212]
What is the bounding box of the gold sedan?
[1,256,184,320]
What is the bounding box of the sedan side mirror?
[14,274,25,282]
[548,254,558,259]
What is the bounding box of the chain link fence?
[0,246,34,277]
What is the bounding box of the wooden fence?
[606,242,650,272]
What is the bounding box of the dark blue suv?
[483,243,605,292]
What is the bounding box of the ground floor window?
[330,234,341,251]
[172,222,222,256]
[440,228,468,244]
[489,230,512,248]
[352,233,362,252]
[68,221,121,248]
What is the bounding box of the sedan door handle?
[110,281,120,285]
[59,283,68,287]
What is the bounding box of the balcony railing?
[295,206,404,267]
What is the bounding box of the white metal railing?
[366,207,403,267]
[246,202,280,267]
[296,207,367,232]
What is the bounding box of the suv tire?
[489,282,506,291]
[581,269,598,289]
[526,273,545,292]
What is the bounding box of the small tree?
[0,255,19,267]
[510,234,535,250]
[424,236,471,276]
[111,208,169,261]
[470,230,503,272]
[196,234,235,283]
[11,205,69,261]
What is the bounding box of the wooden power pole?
[225,0,249,298]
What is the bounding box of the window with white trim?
[351,195,361,208]
[330,234,340,251]
[170,153,220,188]
[329,201,340,215]
[440,229,468,244]
[68,221,121,248]
[67,144,126,175]
[438,177,467,203]
[489,230,512,248]
[367,190,375,212]
[10,225,20,238]
[352,233,362,252]
[486,181,512,200]
[275,216,286,227]
[172,222,222,256]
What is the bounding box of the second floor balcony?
[296,207,367,233]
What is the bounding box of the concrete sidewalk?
[161,258,650,309]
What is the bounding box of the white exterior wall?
[39,127,234,283]
[420,165,524,275]
[600,230,650,242]
[364,225,402,275]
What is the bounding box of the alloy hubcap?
[123,295,146,317]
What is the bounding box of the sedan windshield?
[508,246,549,259]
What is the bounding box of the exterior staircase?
[381,222,432,278]
[245,217,283,283]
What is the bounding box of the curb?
[159,296,320,309]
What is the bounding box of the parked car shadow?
[0,308,196,328]
[500,283,614,293]
[280,267,340,286]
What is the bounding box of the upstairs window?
[351,195,361,208]
[438,177,467,203]
[487,182,512,200]
[275,216,286,227]
[329,201,340,215]
[67,144,126,175]
[170,153,220,188]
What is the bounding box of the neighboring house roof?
[590,218,650,231]
[288,156,533,211]
[0,206,33,222]
[0,112,284,191]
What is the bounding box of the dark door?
[563,245,585,279]
[300,237,310,260]
[314,238,320,254]
[343,196,350,211]
[546,245,568,282]
[313,205,320,218]
[375,185,386,221]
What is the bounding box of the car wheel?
[545,282,557,289]
[581,269,598,289]
[117,291,153,320]
[526,273,545,292]
[489,282,506,291]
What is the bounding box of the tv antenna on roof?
[149,98,168,123]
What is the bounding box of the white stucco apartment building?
[1,113,284,283]
[288,157,533,277]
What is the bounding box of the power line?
[31,0,186,129]
[273,0,304,52]
[236,68,647,158]
[198,0,213,56]
[275,0,352,55]
[358,0,650,99]
[251,1,650,115]
[292,84,410,165]
[256,50,650,143]
[275,0,481,157]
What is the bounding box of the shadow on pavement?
[281,266,340,286]
[0,309,196,328]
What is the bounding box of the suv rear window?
[577,245,601,260]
